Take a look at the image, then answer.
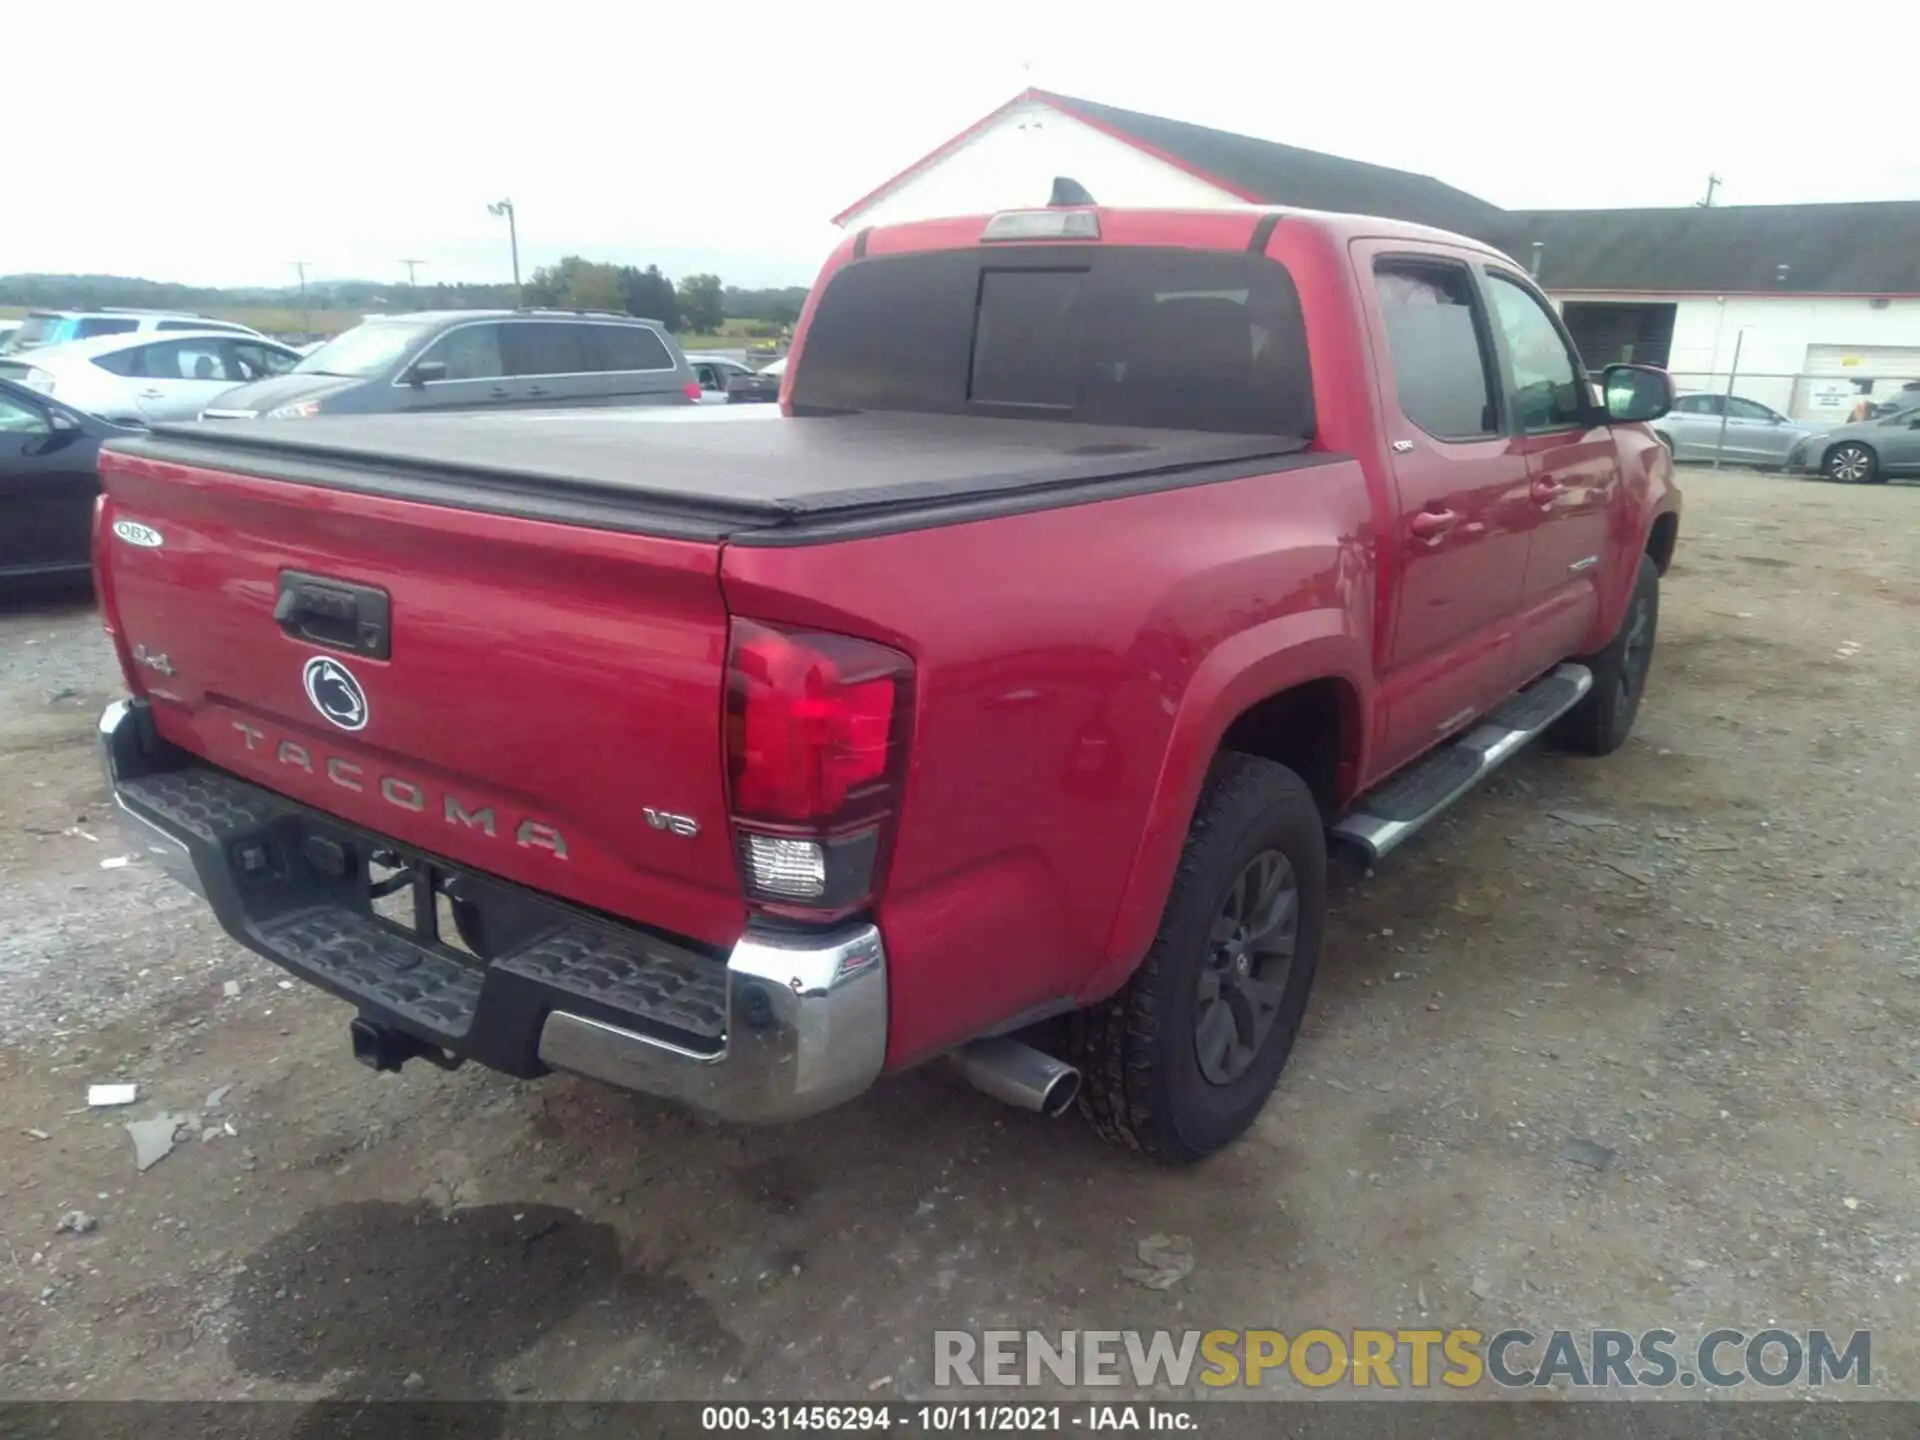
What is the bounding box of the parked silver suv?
[202,310,701,420]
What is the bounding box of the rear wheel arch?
[1217,675,1364,818]
[1088,662,1366,1005]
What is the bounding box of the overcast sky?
[11,2,1915,291]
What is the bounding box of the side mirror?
[405,359,448,387]
[1907,416,1920,430]
[1601,363,1672,424]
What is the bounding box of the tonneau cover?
[118,409,1310,542]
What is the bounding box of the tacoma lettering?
[226,724,565,859]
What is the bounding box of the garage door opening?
[1561,301,1677,370]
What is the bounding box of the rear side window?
[133,339,237,381]
[593,324,673,372]
[792,245,1313,436]
[503,322,594,377]
[91,348,142,377]
[1373,260,1498,441]
[75,318,140,340]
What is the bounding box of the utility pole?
[1697,173,1722,208]
[292,260,312,338]
[400,258,424,288]
[487,199,521,305]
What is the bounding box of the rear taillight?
[684,379,702,402]
[725,619,913,918]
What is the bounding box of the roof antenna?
[1049,176,1096,207]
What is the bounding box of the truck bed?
[123,410,1315,544]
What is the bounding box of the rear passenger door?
[1481,268,1620,682]
[500,321,598,407]
[125,339,246,422]
[1360,247,1534,775]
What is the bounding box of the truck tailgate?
[97,447,745,948]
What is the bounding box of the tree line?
[520,258,806,336]
[0,269,811,336]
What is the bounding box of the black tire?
[1551,553,1659,756]
[1824,442,1878,484]
[1075,753,1325,1164]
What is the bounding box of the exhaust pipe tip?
[1035,1065,1080,1118]
[956,1036,1081,1119]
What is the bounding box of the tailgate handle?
[273,571,392,660]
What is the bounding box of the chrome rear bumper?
[537,925,888,1123]
[99,697,888,1124]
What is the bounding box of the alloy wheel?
[1828,445,1871,483]
[1194,850,1300,1085]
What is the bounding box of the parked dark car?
[201,311,701,421]
[723,360,783,404]
[0,377,132,586]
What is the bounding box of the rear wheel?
[1075,754,1325,1163]
[1825,443,1878,484]
[1551,553,1658,757]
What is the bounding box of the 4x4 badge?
[303,656,369,732]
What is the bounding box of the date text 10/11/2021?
[701,1406,1194,1432]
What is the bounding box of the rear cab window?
[790,245,1313,436]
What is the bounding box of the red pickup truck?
[94,198,1678,1162]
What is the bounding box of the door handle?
[1409,509,1457,540]
[1530,478,1563,504]
[137,389,165,399]
[525,386,551,397]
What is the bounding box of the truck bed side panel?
[719,457,1376,1068]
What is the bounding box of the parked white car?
[684,352,758,406]
[0,330,303,425]
[0,308,269,355]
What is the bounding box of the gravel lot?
[0,465,1915,1408]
